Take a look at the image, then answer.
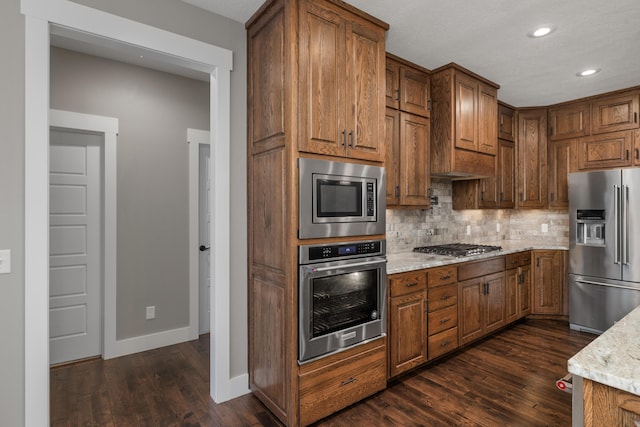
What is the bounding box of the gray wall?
[51,47,210,338]
[0,0,25,425]
[67,0,248,378]
[1,0,247,423]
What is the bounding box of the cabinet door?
[399,112,430,206]
[635,129,640,166]
[517,109,548,208]
[498,104,515,142]
[577,130,633,170]
[505,268,519,324]
[389,291,428,377]
[532,250,563,315]
[400,66,430,117]
[484,271,506,334]
[345,19,386,162]
[298,1,346,157]
[478,174,498,209]
[455,73,478,152]
[478,83,498,155]
[549,102,590,141]
[519,265,532,318]
[591,93,639,135]
[498,139,515,208]
[385,58,401,109]
[385,108,400,206]
[548,139,575,209]
[458,277,483,345]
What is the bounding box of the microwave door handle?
[614,185,620,265]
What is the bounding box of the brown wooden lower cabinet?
[583,379,640,427]
[298,339,386,426]
[505,251,532,323]
[388,271,428,377]
[458,271,506,345]
[532,250,565,315]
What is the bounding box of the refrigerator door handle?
[622,185,629,265]
[574,278,640,292]
[614,185,620,265]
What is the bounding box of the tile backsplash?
[386,178,569,254]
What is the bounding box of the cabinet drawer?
[427,265,457,288]
[428,327,458,360]
[506,251,532,269]
[428,304,458,336]
[428,283,457,311]
[299,344,386,426]
[389,271,427,297]
[458,256,505,281]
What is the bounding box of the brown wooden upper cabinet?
[385,108,430,207]
[430,64,498,178]
[577,130,634,170]
[298,0,386,162]
[548,101,590,141]
[517,109,548,209]
[386,54,431,117]
[635,129,640,166]
[591,93,639,135]
[498,103,516,142]
[548,138,576,209]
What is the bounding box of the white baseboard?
[104,326,192,359]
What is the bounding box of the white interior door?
[49,129,102,365]
[199,143,211,333]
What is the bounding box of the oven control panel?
[300,240,385,263]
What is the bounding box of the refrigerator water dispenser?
[576,210,606,246]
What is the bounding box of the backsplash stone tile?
[386,178,568,254]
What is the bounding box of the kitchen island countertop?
[387,240,568,275]
[568,305,640,397]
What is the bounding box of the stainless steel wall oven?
[298,240,386,363]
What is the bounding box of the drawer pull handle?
[341,377,357,386]
[440,318,450,324]
[440,275,451,280]
[440,340,451,347]
[511,260,518,264]
[440,295,451,300]
[405,282,418,287]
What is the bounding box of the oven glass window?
[311,269,378,338]
[316,179,362,217]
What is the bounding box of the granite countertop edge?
[568,305,640,396]
[386,240,568,275]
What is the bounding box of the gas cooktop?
[413,243,502,257]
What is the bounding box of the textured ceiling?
[183,0,640,107]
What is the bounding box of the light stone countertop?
[386,239,568,275]
[568,305,640,396]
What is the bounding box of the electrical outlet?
[146,306,155,320]
[466,225,471,236]
[0,250,11,274]
[496,223,501,233]
[541,223,549,233]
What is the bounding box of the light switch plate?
[541,223,549,233]
[0,250,11,274]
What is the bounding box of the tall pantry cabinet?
[246,1,388,426]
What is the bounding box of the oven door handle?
[306,259,386,273]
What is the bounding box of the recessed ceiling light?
[528,25,556,38]
[578,68,601,77]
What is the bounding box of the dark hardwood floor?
[51,319,595,426]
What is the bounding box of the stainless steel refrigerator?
[568,168,640,334]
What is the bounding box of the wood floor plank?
[51,320,595,426]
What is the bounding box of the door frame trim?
[49,109,118,361]
[23,1,237,425]
[188,128,210,338]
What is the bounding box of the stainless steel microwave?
[298,158,385,239]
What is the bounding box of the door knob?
[199,245,210,251]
